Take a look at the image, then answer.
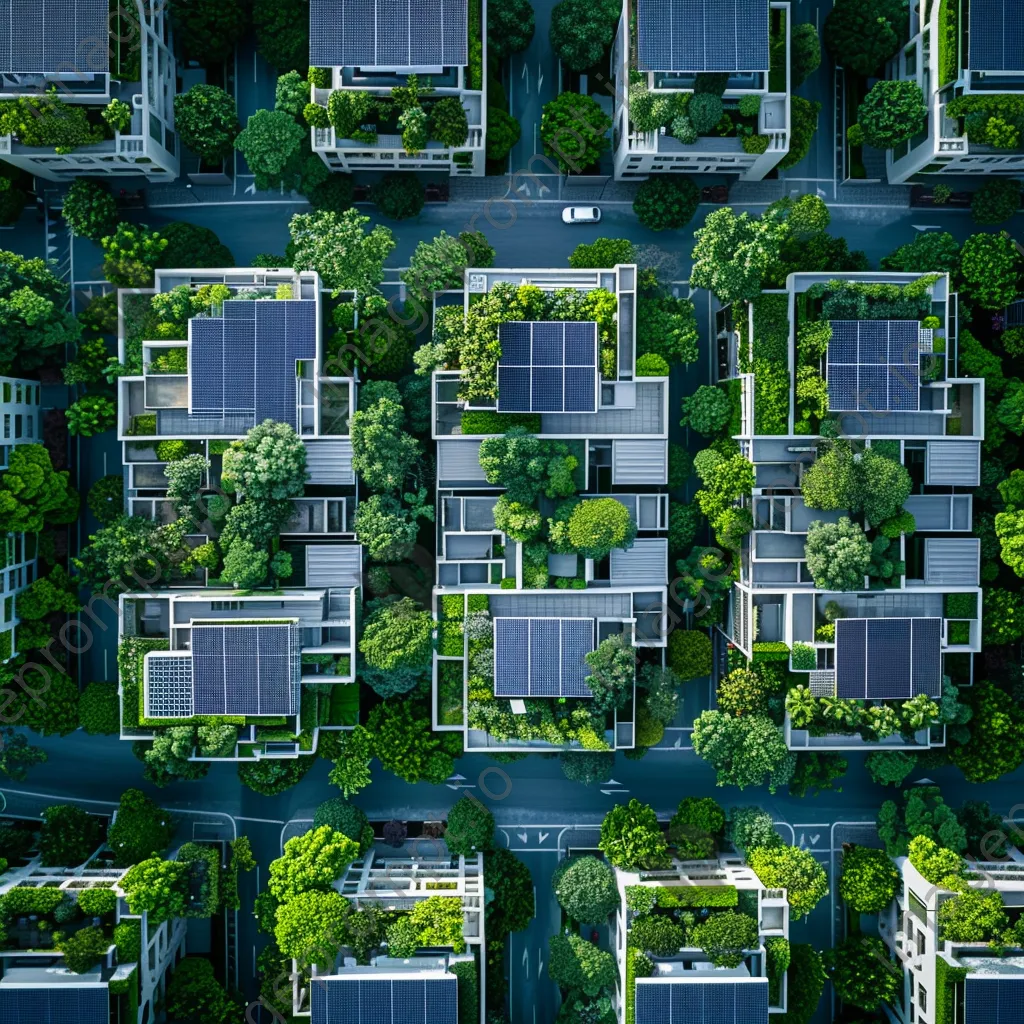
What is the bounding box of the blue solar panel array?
[190,299,315,431]
[635,979,769,1024]
[835,617,942,701]
[497,321,598,414]
[494,618,596,698]
[636,0,770,72]
[968,0,1024,70]
[309,0,468,68]
[826,320,920,412]
[0,985,109,1024]
[964,976,1024,1024]
[310,975,458,1024]
[0,0,109,75]
[192,624,295,716]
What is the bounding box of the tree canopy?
[287,209,395,293]
[599,799,670,869]
[692,711,796,792]
[690,208,788,304]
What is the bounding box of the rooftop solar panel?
[968,0,1024,70]
[836,617,942,700]
[191,624,297,716]
[826,320,921,413]
[0,985,109,1024]
[636,0,770,72]
[309,0,468,68]
[496,321,598,414]
[636,978,769,1024]
[494,618,597,698]
[310,975,457,1024]
[189,299,316,431]
[965,976,1024,1024]
[0,0,110,75]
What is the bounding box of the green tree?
[359,597,433,696]
[66,395,116,437]
[156,221,234,269]
[238,755,314,796]
[167,0,247,63]
[60,179,118,241]
[667,629,713,679]
[235,109,305,191]
[549,0,619,70]
[0,729,45,782]
[121,857,189,922]
[560,750,615,785]
[570,238,635,269]
[38,804,103,866]
[823,0,904,76]
[403,230,496,303]
[430,97,470,147]
[274,889,351,966]
[174,85,239,164]
[367,701,455,784]
[598,799,670,869]
[221,538,268,589]
[690,207,788,304]
[568,498,635,559]
[583,633,636,713]
[748,845,829,918]
[269,825,359,901]
[78,681,119,735]
[958,232,1019,310]
[971,178,1021,225]
[548,933,617,998]
[908,835,967,888]
[313,799,373,855]
[633,176,700,231]
[488,0,535,56]
[14,667,79,736]
[825,936,901,1011]
[222,420,307,500]
[779,96,821,170]
[790,22,822,85]
[274,70,309,119]
[445,796,495,855]
[553,856,619,924]
[289,207,398,293]
[0,251,82,369]
[327,728,374,798]
[691,911,759,968]
[855,81,926,148]
[540,92,612,172]
[637,295,700,365]
[165,957,240,1024]
[950,681,1024,782]
[668,796,725,858]
[805,516,871,590]
[882,230,960,273]
[876,785,966,857]
[726,807,782,858]
[58,926,112,974]
[939,889,1008,942]
[485,848,535,934]
[106,789,174,867]
[372,173,425,220]
[354,493,420,562]
[486,106,521,162]
[692,712,795,792]
[995,508,1024,574]
[681,385,731,435]
[16,564,79,621]
[100,222,167,287]
[839,845,898,913]
[866,749,917,788]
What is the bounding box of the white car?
[561,206,602,224]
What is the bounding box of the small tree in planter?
[383,819,407,848]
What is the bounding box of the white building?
[293,845,485,1022]
[431,265,670,752]
[0,0,178,181]
[880,851,1024,1024]
[306,0,487,176]
[0,850,187,1024]
[612,856,791,1022]
[0,376,43,662]
[612,0,792,180]
[884,0,1024,181]
[719,272,984,752]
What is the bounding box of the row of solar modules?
[498,321,598,367]
[968,0,1024,71]
[310,975,458,1024]
[191,625,295,717]
[634,978,769,1024]
[825,364,919,412]
[827,320,921,367]
[964,976,1024,1024]
[493,617,595,698]
[496,365,597,413]
[835,617,942,701]
[0,985,108,1024]
[0,0,109,75]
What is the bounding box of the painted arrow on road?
[517,832,529,844]
[538,832,550,844]
[245,183,257,195]
[446,783,476,791]
[912,224,941,232]
[538,948,544,976]
[522,947,529,978]
[601,789,629,796]
[601,779,622,787]
[810,834,821,845]
[447,774,467,782]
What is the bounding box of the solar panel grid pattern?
[496,321,597,413]
[965,976,1024,1024]
[0,986,109,1024]
[145,655,194,718]
[493,617,595,698]
[0,0,109,75]
[635,979,769,1023]
[192,625,294,716]
[636,0,770,72]
[835,617,942,700]
[826,320,920,412]
[968,0,1024,70]
[310,976,457,1024]
[189,300,315,430]
[309,0,468,68]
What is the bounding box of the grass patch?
[937,0,959,87]
[439,661,464,726]
[328,684,360,726]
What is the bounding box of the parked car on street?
[561,206,601,224]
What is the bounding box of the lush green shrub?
[174,84,239,164]
[560,750,615,785]
[460,410,541,434]
[681,385,731,435]
[635,353,669,376]
[855,81,926,148]
[959,232,1019,310]
[540,92,611,172]
[77,887,118,918]
[823,0,904,76]
[667,629,712,679]
[971,178,1021,225]
[825,936,900,1011]
[629,914,686,956]
[790,643,816,670]
[839,845,898,913]
[39,804,104,866]
[58,925,110,974]
[61,180,118,242]
[691,910,759,968]
[445,796,495,855]
[751,642,789,663]
[552,856,619,924]
[747,845,829,918]
[373,173,425,220]
[633,176,700,231]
